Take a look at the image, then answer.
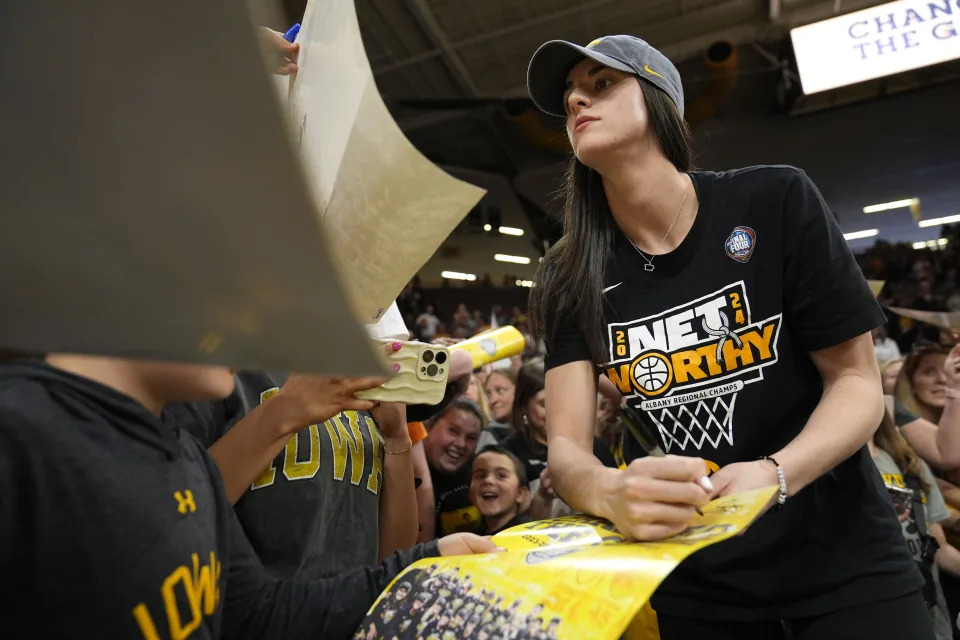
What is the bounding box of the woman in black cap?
[526,35,932,639]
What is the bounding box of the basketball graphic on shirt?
[630,352,672,396]
[606,281,784,452]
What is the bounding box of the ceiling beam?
[402,0,480,96]
[376,0,628,75]
[377,0,757,77]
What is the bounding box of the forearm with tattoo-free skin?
[770,333,883,495]
[710,333,884,502]
[209,400,302,504]
[412,442,436,543]
[376,406,418,560]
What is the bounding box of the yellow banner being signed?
[354,486,776,640]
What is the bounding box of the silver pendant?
[644,263,655,272]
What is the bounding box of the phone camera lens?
[427,364,438,377]
[423,350,434,363]
[435,352,447,365]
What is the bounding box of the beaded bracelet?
[760,455,788,507]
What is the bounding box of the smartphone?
[355,340,450,405]
[887,484,914,516]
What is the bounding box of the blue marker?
[282,23,301,43]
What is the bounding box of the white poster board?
[287,0,487,322]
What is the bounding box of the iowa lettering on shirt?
[133,552,221,640]
[249,388,383,495]
[882,472,928,504]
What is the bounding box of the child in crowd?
[423,397,486,535]
[469,445,533,535]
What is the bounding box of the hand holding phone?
[355,340,451,405]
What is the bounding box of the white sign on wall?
[790,0,960,94]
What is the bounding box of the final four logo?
[724,226,756,263]
[604,282,781,452]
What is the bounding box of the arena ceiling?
[275,0,960,285]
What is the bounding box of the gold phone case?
[355,341,450,405]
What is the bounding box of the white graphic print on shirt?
[603,281,782,452]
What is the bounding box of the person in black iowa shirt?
[524,34,932,639]
[0,353,496,639]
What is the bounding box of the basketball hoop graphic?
[642,386,741,452]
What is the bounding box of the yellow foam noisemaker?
[449,326,526,369]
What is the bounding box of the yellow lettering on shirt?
[325,413,365,485]
[744,323,775,360]
[605,364,632,394]
[671,351,707,384]
[282,424,321,481]
[134,552,221,640]
[366,424,383,495]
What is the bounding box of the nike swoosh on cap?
[643,64,664,79]
[602,282,623,294]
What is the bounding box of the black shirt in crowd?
[502,433,618,487]
[482,513,534,536]
[430,461,483,536]
[544,166,920,620]
[0,360,439,639]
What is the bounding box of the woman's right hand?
[605,456,711,541]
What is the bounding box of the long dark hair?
[529,81,693,364]
[510,358,546,448]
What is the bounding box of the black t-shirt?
[544,166,920,619]
[483,513,534,536]
[430,462,483,536]
[501,434,617,486]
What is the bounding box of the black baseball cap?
[527,35,684,118]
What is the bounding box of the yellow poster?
[354,487,776,640]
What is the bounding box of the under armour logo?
[174,490,196,514]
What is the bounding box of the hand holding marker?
[619,403,712,516]
[258,23,300,75]
[282,23,301,42]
